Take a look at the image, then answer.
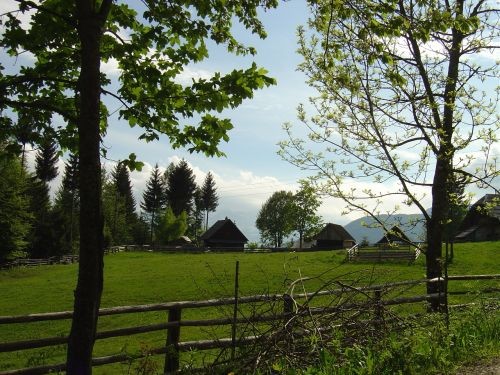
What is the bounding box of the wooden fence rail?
[0,274,498,374]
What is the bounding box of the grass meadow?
[0,242,498,373]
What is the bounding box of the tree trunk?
[425,3,463,312]
[426,156,450,312]
[67,2,107,373]
[150,211,155,246]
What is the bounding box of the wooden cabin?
[455,194,500,242]
[313,223,356,250]
[201,218,248,250]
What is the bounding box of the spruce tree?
[112,163,136,216]
[28,140,59,257]
[165,159,197,216]
[102,172,130,246]
[26,175,52,257]
[111,163,138,241]
[140,164,167,244]
[0,153,32,261]
[52,154,80,255]
[201,172,219,230]
[35,140,59,182]
[190,187,205,243]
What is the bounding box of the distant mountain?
[344,214,426,245]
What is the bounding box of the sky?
[3,1,499,243]
[96,1,389,242]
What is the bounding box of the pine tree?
[140,164,167,244]
[112,163,136,216]
[111,163,138,241]
[0,153,32,261]
[201,172,219,230]
[52,154,80,255]
[27,140,59,257]
[14,114,37,169]
[102,172,130,246]
[61,153,79,194]
[25,175,52,257]
[35,140,59,182]
[165,159,197,216]
[190,187,205,244]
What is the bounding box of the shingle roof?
[314,223,355,241]
[200,218,248,242]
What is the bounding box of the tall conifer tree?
[201,172,219,230]
[53,154,80,255]
[165,160,197,216]
[111,163,138,235]
[141,164,166,244]
[35,140,59,182]
[0,153,32,261]
[27,140,59,257]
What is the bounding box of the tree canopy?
[0,152,32,261]
[292,180,322,249]
[1,0,278,370]
[256,190,295,247]
[279,0,499,309]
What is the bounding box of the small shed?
[313,223,356,250]
[201,218,248,250]
[376,226,411,248]
[455,194,500,242]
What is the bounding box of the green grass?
[0,242,498,373]
[291,306,500,375]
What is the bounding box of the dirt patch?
[454,357,500,375]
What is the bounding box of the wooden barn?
[313,223,356,250]
[455,194,500,242]
[201,218,248,250]
[376,226,411,248]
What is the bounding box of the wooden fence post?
[164,307,182,374]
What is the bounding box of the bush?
[265,305,499,374]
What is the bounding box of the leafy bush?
[265,305,499,374]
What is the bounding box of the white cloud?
[175,66,214,85]
[101,58,120,76]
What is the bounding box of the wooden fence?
[0,274,498,374]
[1,248,124,269]
[0,255,79,269]
[346,244,422,262]
[1,246,346,271]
